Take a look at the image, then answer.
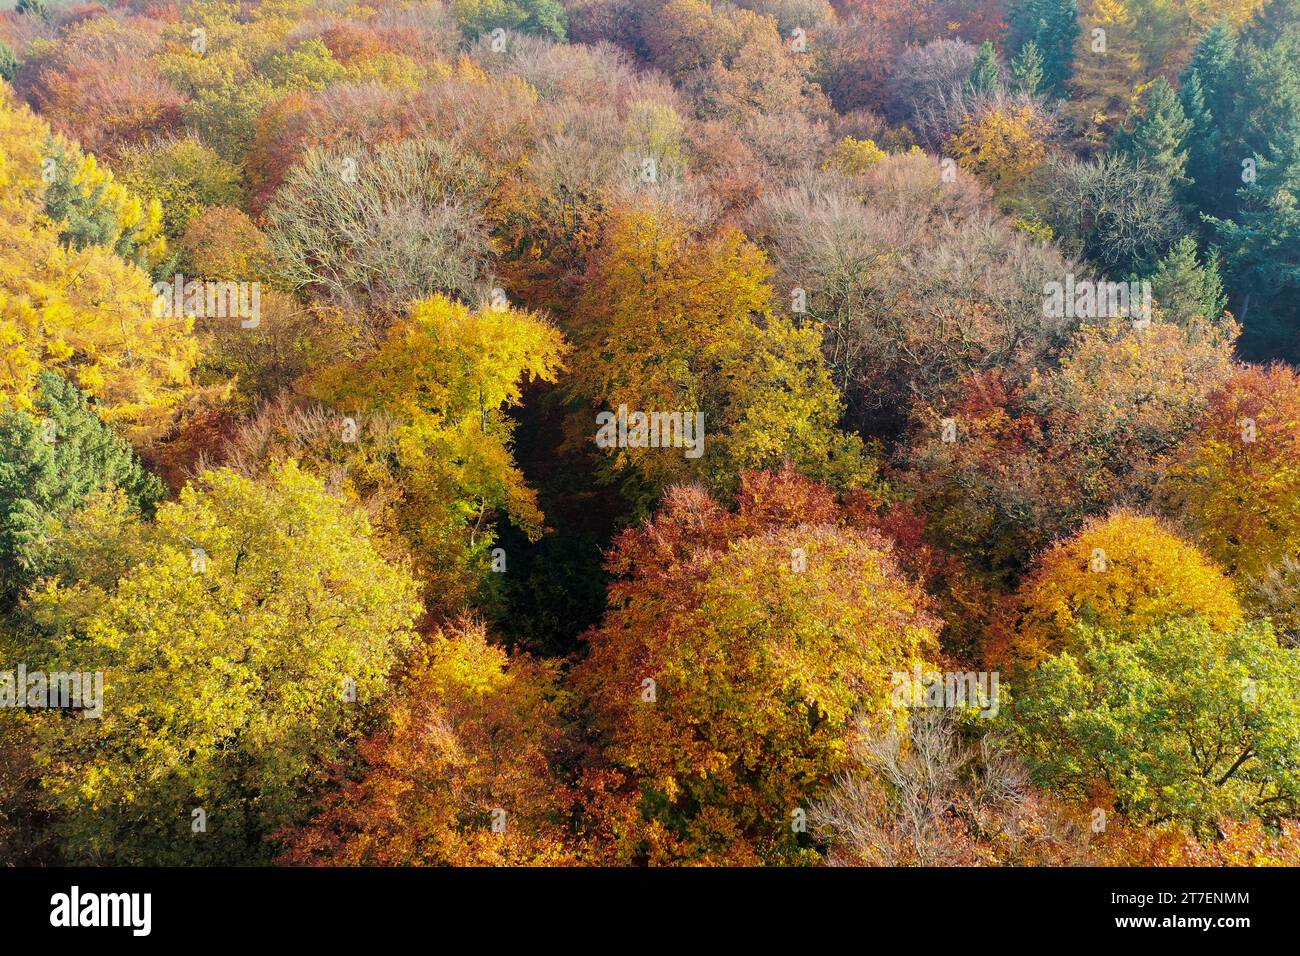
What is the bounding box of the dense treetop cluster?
[2,0,1300,866]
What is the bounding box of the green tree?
[261,39,346,92]
[39,135,168,271]
[1014,619,1300,835]
[1010,39,1045,95]
[1211,136,1300,353]
[1148,236,1228,326]
[0,372,163,604]
[182,77,283,165]
[451,0,569,41]
[966,40,1001,95]
[1186,19,1239,121]
[1245,0,1300,47]
[1010,0,1080,97]
[0,42,19,83]
[16,0,49,20]
[1182,20,1240,221]
[1206,36,1300,356]
[1114,76,1193,194]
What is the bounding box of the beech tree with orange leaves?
[573,469,940,864]
[281,619,575,866]
[901,318,1237,582]
[993,510,1243,671]
[1160,364,1300,580]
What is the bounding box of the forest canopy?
[2,0,1299,868]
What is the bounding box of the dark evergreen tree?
[1243,0,1300,47]
[0,373,164,604]
[1200,17,1300,358]
[967,41,1001,95]
[1181,20,1240,222]
[1210,116,1300,360]
[1114,76,1193,194]
[1010,39,1045,95]
[40,136,125,256]
[1147,236,1228,327]
[15,0,49,21]
[0,41,18,83]
[1008,0,1079,98]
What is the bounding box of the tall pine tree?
[967,40,1002,95]
[1011,39,1046,94]
[1208,41,1300,358]
[1181,20,1240,222]
[1147,235,1228,327]
[1009,0,1080,98]
[0,372,164,604]
[1114,76,1193,193]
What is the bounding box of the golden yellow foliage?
[821,137,887,175]
[1069,0,1143,147]
[281,618,575,866]
[572,204,868,495]
[0,229,197,437]
[1003,510,1243,670]
[307,294,567,609]
[0,85,48,229]
[948,105,1048,188]
[0,85,196,439]
[1160,365,1300,578]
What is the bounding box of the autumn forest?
[1,0,1300,869]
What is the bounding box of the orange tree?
[572,468,939,864]
[281,618,574,866]
[900,318,1236,585]
[1159,364,1300,579]
[993,510,1243,672]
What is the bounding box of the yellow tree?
[947,105,1049,191]
[1159,365,1300,579]
[21,464,423,864]
[571,204,868,497]
[821,137,888,176]
[1068,0,1144,149]
[307,294,567,609]
[996,510,1243,671]
[0,86,196,439]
